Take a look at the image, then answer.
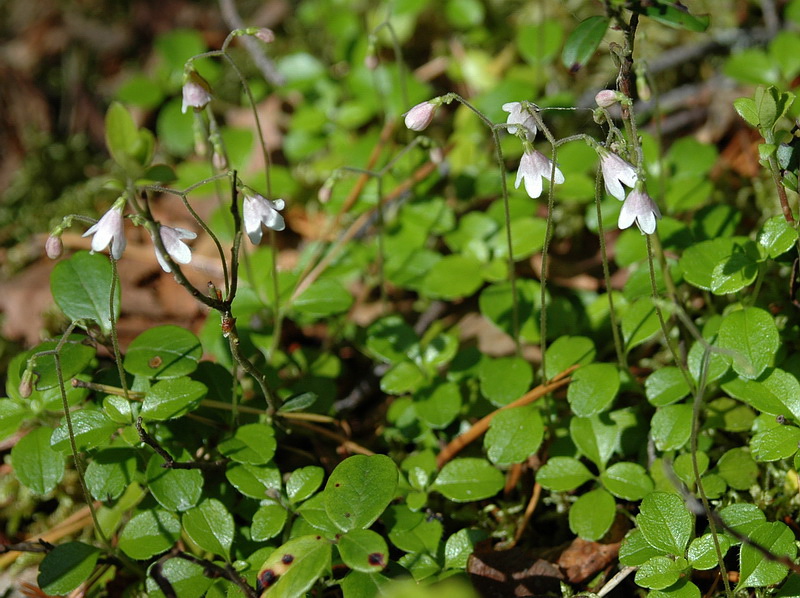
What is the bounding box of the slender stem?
[108,258,129,399]
[768,154,796,224]
[594,170,626,368]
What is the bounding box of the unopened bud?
[318,183,333,204]
[254,28,275,44]
[429,147,444,165]
[212,151,227,171]
[45,235,63,259]
[595,90,620,108]
[364,54,379,70]
[19,369,34,398]
[404,101,437,131]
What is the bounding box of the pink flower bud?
[255,28,275,44]
[45,235,63,259]
[19,369,33,398]
[404,101,436,131]
[364,54,379,70]
[318,185,332,204]
[213,151,227,170]
[595,90,620,108]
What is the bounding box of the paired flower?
[154,225,197,272]
[599,150,638,202]
[618,188,661,235]
[404,101,437,131]
[181,71,212,114]
[243,191,286,244]
[502,102,537,140]
[83,202,126,260]
[515,149,565,199]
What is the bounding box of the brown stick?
[436,366,578,469]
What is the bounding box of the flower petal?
[618,199,637,230]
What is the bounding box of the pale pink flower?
[595,90,621,108]
[502,102,537,140]
[45,235,63,259]
[83,204,126,259]
[243,192,285,244]
[618,189,661,234]
[599,150,638,201]
[154,226,197,272]
[515,150,565,199]
[181,74,212,114]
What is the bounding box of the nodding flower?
[243,191,286,244]
[599,150,638,202]
[618,188,661,235]
[181,71,212,114]
[502,102,538,141]
[154,225,197,272]
[515,149,565,200]
[83,202,126,260]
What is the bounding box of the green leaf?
[544,336,595,379]
[325,455,398,532]
[105,101,140,170]
[717,307,778,379]
[182,498,234,559]
[337,529,389,573]
[635,555,686,590]
[256,535,331,598]
[716,448,759,489]
[646,367,691,407]
[432,458,504,502]
[297,494,339,537]
[145,557,213,598]
[51,252,119,334]
[487,217,547,260]
[485,405,544,466]
[734,97,759,127]
[385,505,443,553]
[26,338,95,391]
[709,240,761,294]
[536,456,594,491]
[688,533,732,570]
[679,238,737,291]
[252,503,288,541]
[444,528,488,570]
[517,20,563,65]
[561,16,609,70]
[719,503,766,537]
[570,413,619,471]
[365,316,418,364]
[414,380,462,428]
[146,453,203,512]
[636,492,693,555]
[649,579,701,598]
[293,278,354,317]
[479,280,540,344]
[755,85,779,131]
[339,571,390,598]
[636,2,709,31]
[620,529,664,567]
[218,423,276,464]
[50,410,117,453]
[226,463,281,499]
[738,521,796,589]
[622,297,660,350]
[567,363,620,417]
[141,377,207,421]
[38,542,100,595]
[11,427,64,495]
[124,325,202,379]
[119,509,181,559]
[0,399,27,441]
[601,462,654,500]
[287,466,325,504]
[479,356,532,406]
[85,448,137,501]
[651,403,693,451]
[722,368,800,419]
[421,255,485,299]
[751,425,800,461]
[569,488,615,541]
[759,215,798,258]
[381,361,426,394]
